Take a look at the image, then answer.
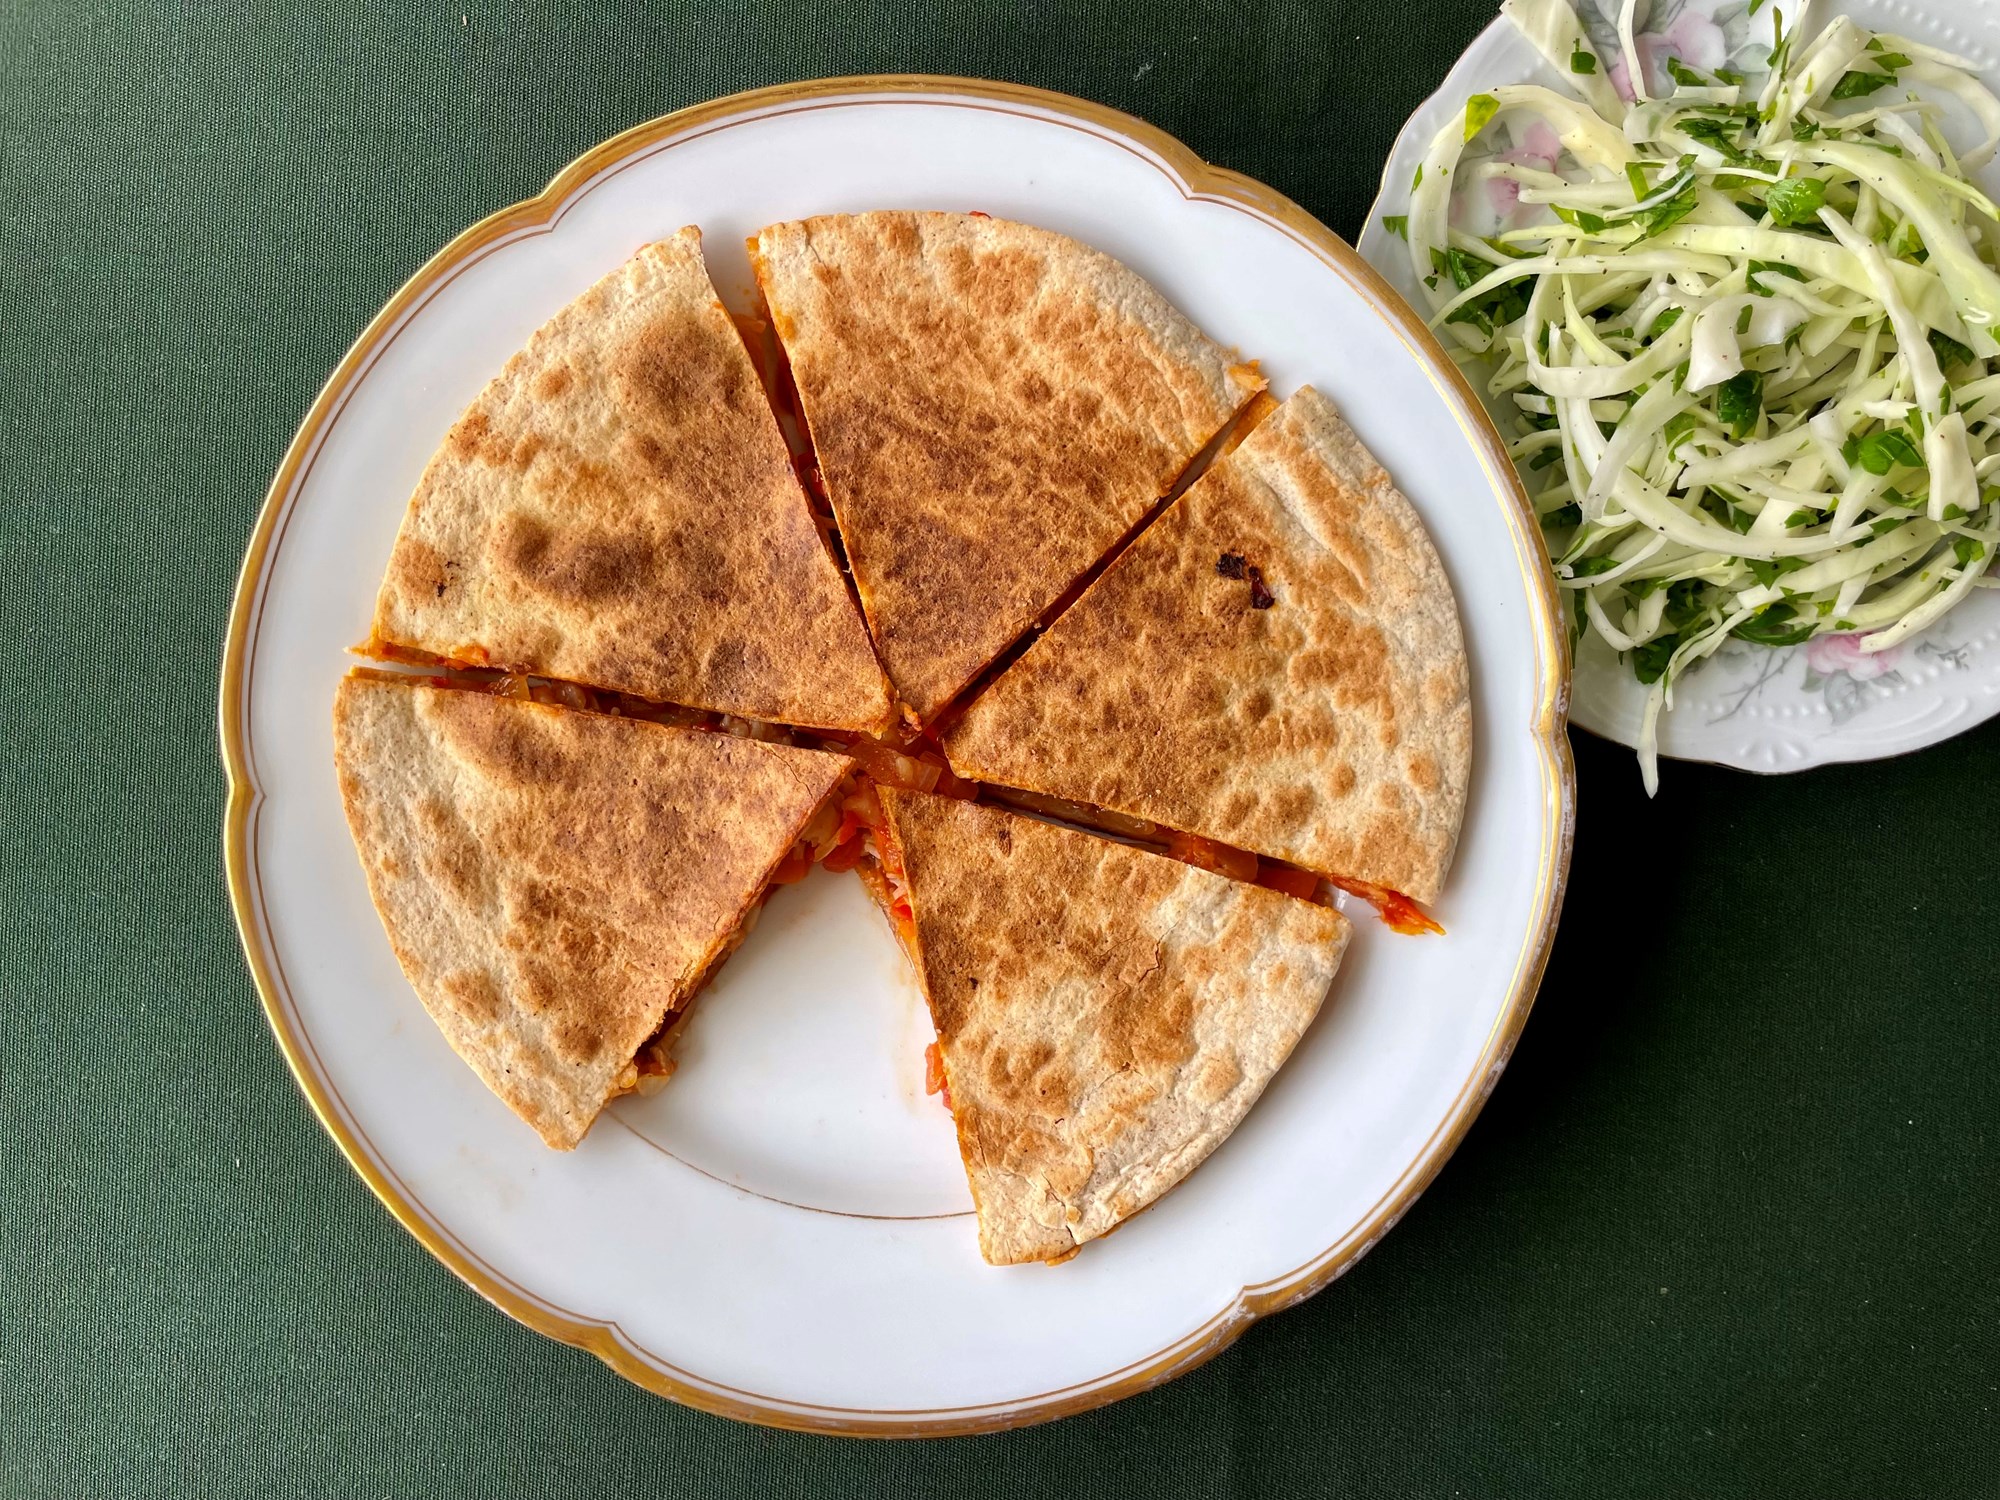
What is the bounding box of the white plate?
[1357,0,2000,773]
[222,78,1572,1434]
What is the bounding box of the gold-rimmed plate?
[221,77,1574,1435]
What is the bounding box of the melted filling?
[346,666,1442,935]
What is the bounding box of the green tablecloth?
[4,2,1993,1493]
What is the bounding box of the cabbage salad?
[1393,0,2000,790]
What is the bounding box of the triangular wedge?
[333,672,853,1149]
[874,789,1349,1265]
[751,212,1265,723]
[942,386,1470,906]
[368,227,891,734]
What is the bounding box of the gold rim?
[219,75,1576,1438]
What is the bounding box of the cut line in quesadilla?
[365,226,892,735]
[974,786,1443,936]
[919,388,1285,741]
[333,670,855,1150]
[942,385,1472,910]
[867,788,1351,1266]
[750,211,1266,726]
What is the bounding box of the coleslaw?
[1394,0,2000,790]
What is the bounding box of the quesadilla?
[942,386,1471,909]
[870,788,1349,1266]
[750,212,1265,723]
[333,671,855,1149]
[367,227,891,734]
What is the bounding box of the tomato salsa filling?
[350,665,1439,935]
[981,785,1442,935]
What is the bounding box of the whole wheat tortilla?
[878,789,1349,1266]
[752,212,1264,722]
[333,673,853,1150]
[370,227,891,734]
[942,386,1471,905]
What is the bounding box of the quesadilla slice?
[368,226,891,734]
[943,386,1471,909]
[871,789,1349,1266]
[333,671,855,1149]
[751,212,1265,723]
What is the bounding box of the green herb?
[1786,508,1817,528]
[1431,245,1530,337]
[1831,69,1897,101]
[1701,489,1756,533]
[1665,578,1710,628]
[1465,93,1502,141]
[1854,428,1921,474]
[1552,204,1608,233]
[1626,163,1652,200]
[1571,46,1597,75]
[1941,503,1969,521]
[1663,411,1699,453]
[1568,555,1621,577]
[1954,537,1987,567]
[1732,602,1816,646]
[1381,214,1409,240]
[1763,175,1826,227]
[1791,117,1821,142]
[1746,259,1808,297]
[1875,51,1913,70]
[1432,245,1485,291]
[1735,304,1754,335]
[1634,182,1699,237]
[1747,556,1809,586]
[1869,516,1903,536]
[1413,163,1423,191]
[1647,306,1686,340]
[1632,635,1681,684]
[1666,57,1708,89]
[1928,329,1978,371]
[1715,66,1744,85]
[1716,370,1764,440]
[1681,115,1746,162]
[1541,501,1582,530]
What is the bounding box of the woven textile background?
[2,1,1993,1494]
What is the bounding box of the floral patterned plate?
[1357,0,2000,774]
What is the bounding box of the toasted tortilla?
[877,789,1349,1265]
[333,673,853,1149]
[942,386,1471,905]
[752,212,1264,722]
[369,227,891,734]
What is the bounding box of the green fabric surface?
[3,0,1994,1493]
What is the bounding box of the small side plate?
[1357,1,2000,773]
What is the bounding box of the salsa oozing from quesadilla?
[366,227,891,735]
[867,789,1350,1265]
[942,385,1471,912]
[333,671,855,1149]
[750,211,1266,725]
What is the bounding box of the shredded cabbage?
[1400,0,2000,792]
